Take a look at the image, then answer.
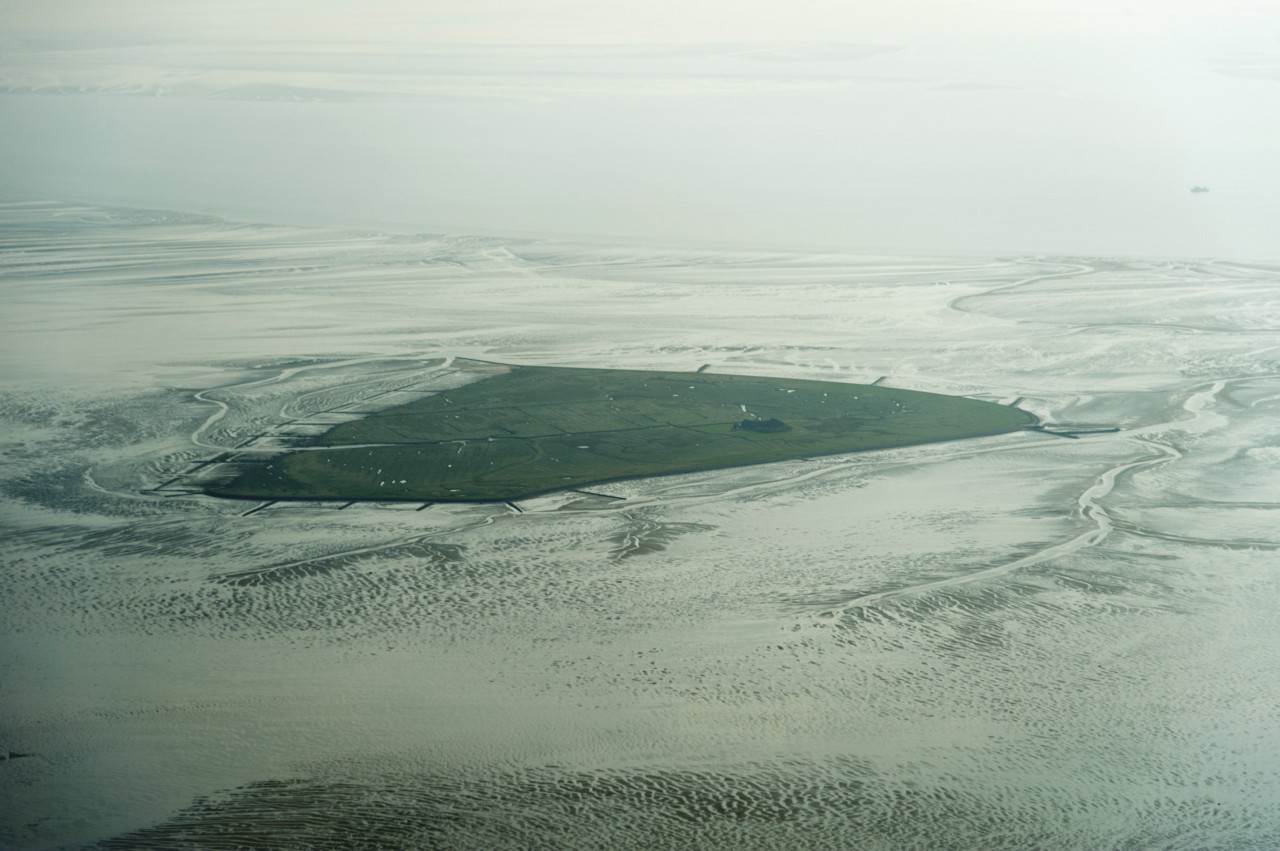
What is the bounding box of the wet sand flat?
[3,200,1280,849]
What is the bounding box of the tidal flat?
[3,199,1280,849]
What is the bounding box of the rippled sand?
[2,200,1279,849]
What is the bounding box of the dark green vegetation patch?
[209,364,1035,502]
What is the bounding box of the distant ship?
[1190,186,1210,193]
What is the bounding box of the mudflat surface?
[210,363,1034,501]
[4,201,1280,850]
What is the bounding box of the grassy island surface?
[207,363,1035,502]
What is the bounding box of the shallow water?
[2,199,1279,849]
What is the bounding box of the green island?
[207,363,1036,503]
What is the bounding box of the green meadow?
[208,364,1036,502]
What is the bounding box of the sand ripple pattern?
[96,759,1280,851]
[4,202,1280,850]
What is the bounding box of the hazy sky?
[1,0,1277,256]
[2,0,1273,43]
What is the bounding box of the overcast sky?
[1,0,1277,256]
[2,0,1272,43]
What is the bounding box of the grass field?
[208,363,1036,502]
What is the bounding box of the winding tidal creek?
[3,201,1280,849]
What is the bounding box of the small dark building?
[733,418,791,433]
